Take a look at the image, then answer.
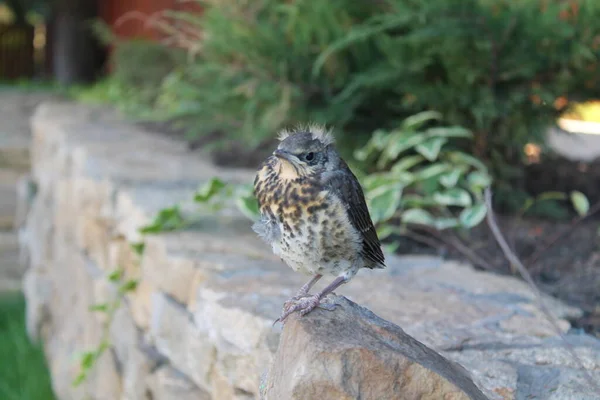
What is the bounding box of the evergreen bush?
[101,0,600,192]
[318,0,600,188]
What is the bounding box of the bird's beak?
[273,149,295,163]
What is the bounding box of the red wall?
[99,0,202,41]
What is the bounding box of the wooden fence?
[0,24,34,81]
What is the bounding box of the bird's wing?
[323,162,386,268]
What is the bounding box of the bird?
[252,125,386,324]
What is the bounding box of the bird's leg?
[317,275,348,299]
[275,276,347,324]
[296,274,322,297]
[282,274,322,315]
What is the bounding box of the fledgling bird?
[252,125,386,324]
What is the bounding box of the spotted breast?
[253,156,363,278]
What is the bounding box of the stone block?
[141,230,278,307]
[0,232,24,291]
[128,279,156,330]
[110,306,157,400]
[141,235,199,305]
[146,366,211,400]
[0,168,23,229]
[149,292,216,391]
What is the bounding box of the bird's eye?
[305,152,315,161]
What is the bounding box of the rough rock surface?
[18,101,600,400]
[0,91,55,291]
[263,296,488,400]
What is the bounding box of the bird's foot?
[273,294,338,326]
[281,293,309,311]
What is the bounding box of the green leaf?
[235,194,260,221]
[402,208,436,226]
[383,241,400,254]
[370,129,391,150]
[367,185,403,224]
[439,169,462,188]
[434,217,460,230]
[400,111,443,130]
[446,151,487,171]
[390,155,425,173]
[459,204,487,228]
[89,303,109,313]
[401,194,437,207]
[415,137,447,161]
[72,372,87,387]
[536,192,567,202]
[355,130,389,161]
[119,279,139,294]
[433,188,472,207]
[194,178,227,203]
[466,171,492,189]
[139,205,185,233]
[80,351,97,369]
[570,191,590,216]
[354,148,370,162]
[108,269,123,283]
[379,133,427,167]
[414,163,451,180]
[390,171,415,185]
[376,223,399,241]
[364,173,402,191]
[425,126,472,139]
[520,197,535,214]
[130,242,145,256]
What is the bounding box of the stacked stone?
[0,92,54,291]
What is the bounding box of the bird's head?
[272,125,336,178]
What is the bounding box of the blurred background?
[0,0,599,398]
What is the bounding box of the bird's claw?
[273,294,339,326]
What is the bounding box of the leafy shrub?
[152,0,384,146]
[355,112,492,249]
[151,0,599,182]
[317,0,600,186]
[111,39,185,94]
[74,24,187,118]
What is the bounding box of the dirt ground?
[140,121,600,338]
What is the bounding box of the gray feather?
[252,215,281,244]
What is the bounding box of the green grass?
[0,292,56,400]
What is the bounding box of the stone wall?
[0,91,55,291]
[20,101,600,400]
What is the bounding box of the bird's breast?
[254,162,362,274]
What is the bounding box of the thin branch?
[484,187,600,394]
[416,225,498,272]
[404,228,447,251]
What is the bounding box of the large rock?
[263,296,489,400]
